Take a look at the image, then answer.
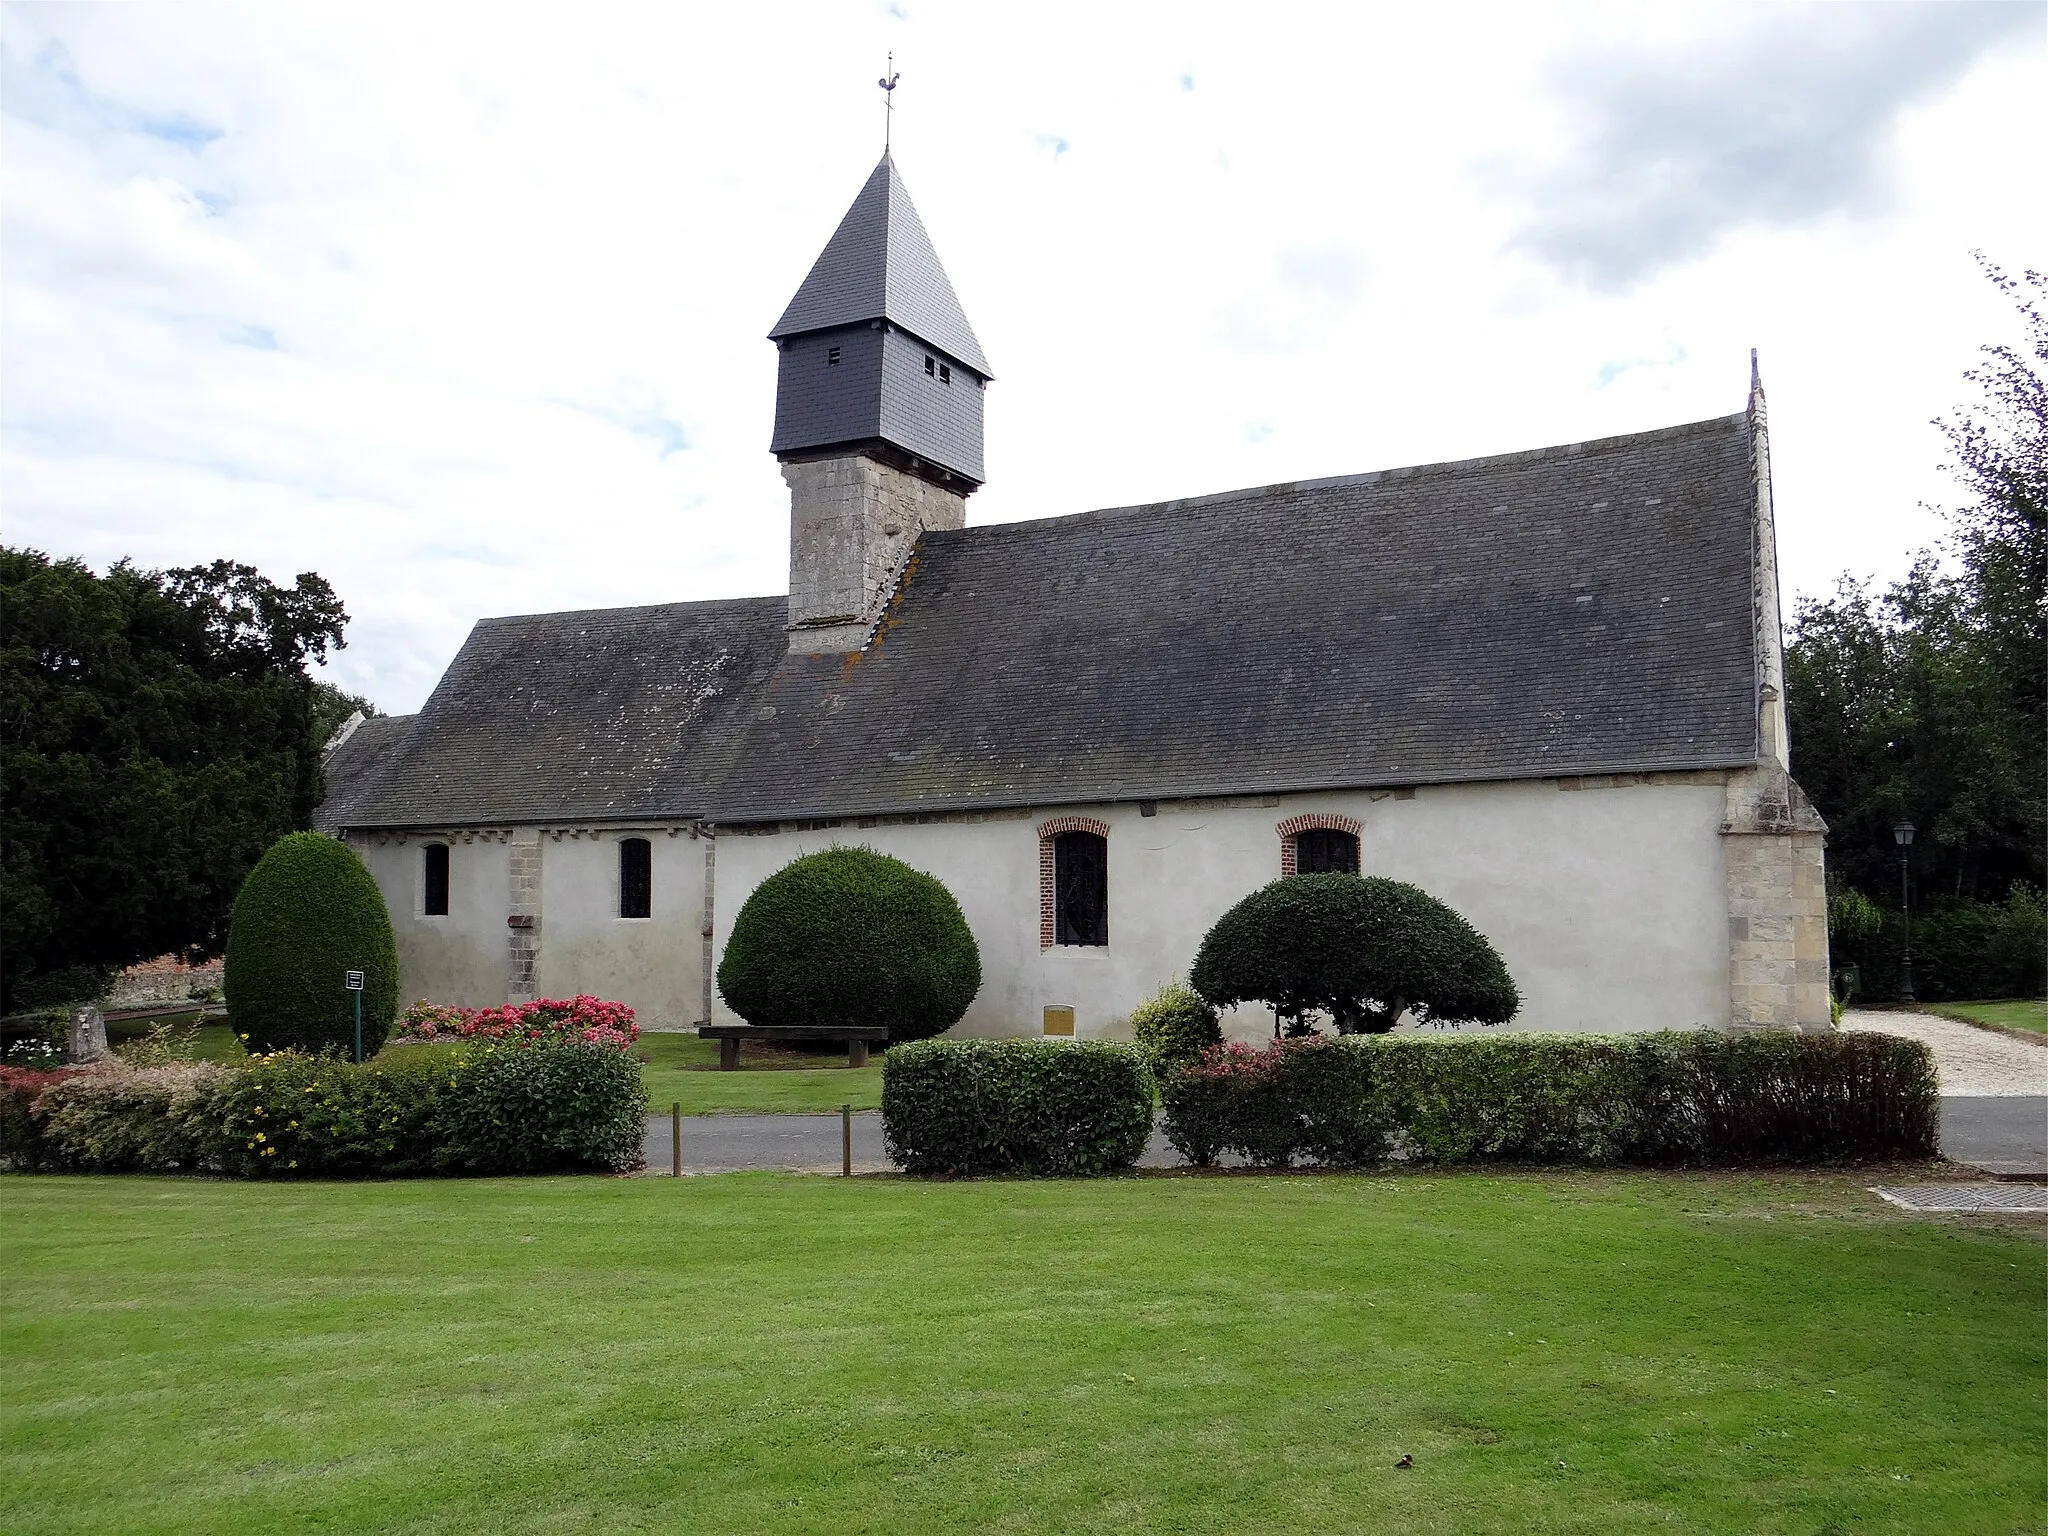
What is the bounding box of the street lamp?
[1892,820,1916,1004]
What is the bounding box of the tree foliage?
[1190,874,1519,1034]
[0,550,349,1010]
[1786,261,2045,912]
[224,832,399,1058]
[717,846,981,1043]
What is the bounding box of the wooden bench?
[696,1024,890,1070]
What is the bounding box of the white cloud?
[1492,1,2038,290]
[1,1,2042,714]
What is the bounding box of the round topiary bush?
[717,846,980,1044]
[1191,874,1519,1033]
[1129,981,1222,1075]
[224,832,399,1057]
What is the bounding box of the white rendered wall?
[350,828,708,1026]
[352,834,512,1010]
[534,832,706,1029]
[707,777,1733,1040]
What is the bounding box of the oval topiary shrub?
[224,832,399,1057]
[1191,874,1518,1033]
[718,846,980,1043]
[1129,981,1222,1076]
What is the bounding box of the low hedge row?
[1163,1031,1940,1168]
[882,1039,1154,1176]
[3,1041,646,1177]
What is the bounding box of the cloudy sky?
[2,1,2041,713]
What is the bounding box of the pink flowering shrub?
[395,995,638,1051]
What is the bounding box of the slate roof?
[313,714,414,833]
[704,411,1764,821]
[769,154,993,377]
[320,410,1768,831]
[318,596,789,828]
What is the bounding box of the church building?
[317,154,1832,1038]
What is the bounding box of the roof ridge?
[943,410,1749,540]
[468,592,785,629]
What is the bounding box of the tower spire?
[879,54,899,154]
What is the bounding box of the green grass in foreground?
[3,1171,2041,1535]
[1926,998,2048,1035]
[634,1027,882,1114]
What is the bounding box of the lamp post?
[1892,821,1915,1004]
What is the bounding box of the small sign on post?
[344,971,365,1064]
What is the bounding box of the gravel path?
[1842,1009,2048,1097]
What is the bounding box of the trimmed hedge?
[719,847,981,1044]
[225,832,399,1057]
[13,1041,646,1177]
[1162,1032,1940,1168]
[0,1065,78,1171]
[1191,875,1519,1032]
[883,1039,1154,1176]
[1129,982,1222,1076]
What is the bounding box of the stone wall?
[507,831,543,1004]
[1721,763,1831,1030]
[784,454,965,653]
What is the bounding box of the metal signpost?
[344,970,365,1063]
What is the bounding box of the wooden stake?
[672,1101,681,1178]
[842,1102,852,1177]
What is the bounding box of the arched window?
[619,837,652,919]
[1054,831,1108,946]
[423,843,450,916]
[1038,818,1111,949]
[1295,827,1359,875]
[1276,814,1363,877]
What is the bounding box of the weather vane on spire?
[879,53,900,154]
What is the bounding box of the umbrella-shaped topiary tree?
[717,846,980,1044]
[1191,874,1519,1033]
[224,832,399,1057]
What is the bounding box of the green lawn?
[1926,998,2048,1035]
[105,1014,245,1063]
[634,1028,883,1114]
[2,1171,2041,1534]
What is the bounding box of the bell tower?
[769,154,992,653]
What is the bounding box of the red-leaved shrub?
[1,1065,81,1170]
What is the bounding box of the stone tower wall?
[784,454,965,653]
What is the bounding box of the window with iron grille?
[423,843,450,916]
[1294,827,1359,875]
[1054,831,1108,946]
[619,837,652,920]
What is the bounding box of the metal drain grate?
[1874,1185,2048,1213]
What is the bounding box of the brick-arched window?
[1276,814,1362,876]
[1038,817,1110,949]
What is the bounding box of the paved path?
[644,1014,2048,1177]
[649,1106,2041,1178]
[642,1112,892,1174]
[641,1112,1189,1174]
[1841,1008,2047,1096]
[1937,1098,2048,1178]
